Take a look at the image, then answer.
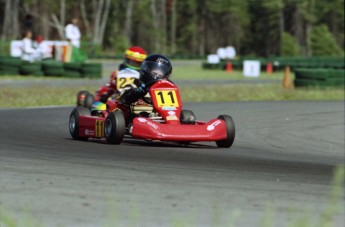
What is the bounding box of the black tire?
[69,107,91,140]
[216,115,235,148]
[76,91,94,108]
[77,90,89,106]
[84,93,95,108]
[180,110,196,124]
[105,110,126,144]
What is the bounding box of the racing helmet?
[140,54,172,85]
[124,46,147,70]
[90,101,106,116]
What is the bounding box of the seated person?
[95,46,147,103]
[119,54,173,105]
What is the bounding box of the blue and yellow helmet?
[91,101,106,112]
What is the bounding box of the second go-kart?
[69,79,235,148]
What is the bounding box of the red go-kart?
[69,80,235,148]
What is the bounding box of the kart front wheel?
[77,90,89,106]
[84,93,95,108]
[216,115,235,148]
[69,107,91,140]
[180,110,196,124]
[105,110,126,144]
[76,90,94,108]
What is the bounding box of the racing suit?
[94,71,118,103]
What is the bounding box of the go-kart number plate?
[154,90,179,107]
[116,69,140,91]
[116,77,135,90]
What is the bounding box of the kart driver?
[94,46,147,103]
[119,54,173,104]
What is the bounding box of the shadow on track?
[65,137,218,149]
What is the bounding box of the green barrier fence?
[0,57,102,78]
[202,56,345,71]
[294,68,344,88]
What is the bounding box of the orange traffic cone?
[282,66,293,89]
[226,61,232,73]
[266,62,273,74]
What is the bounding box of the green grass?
[179,84,344,102]
[0,86,98,108]
[0,61,343,108]
[172,67,284,80]
[0,84,344,108]
[90,59,284,80]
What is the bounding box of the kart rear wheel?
[69,107,91,140]
[216,115,235,148]
[105,110,126,144]
[180,110,196,124]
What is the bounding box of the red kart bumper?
[131,117,227,141]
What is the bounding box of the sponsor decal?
[85,129,95,136]
[137,118,158,129]
[207,120,222,131]
[162,106,176,110]
[166,115,178,121]
[168,111,176,116]
[138,117,147,123]
[157,57,168,64]
[146,121,158,129]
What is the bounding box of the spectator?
[65,18,81,48]
[21,30,40,62]
[35,35,52,59]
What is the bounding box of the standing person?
[21,30,40,62]
[65,18,81,48]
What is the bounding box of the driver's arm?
[119,80,147,104]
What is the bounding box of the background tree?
[2,0,21,40]
[310,24,344,56]
[280,32,301,56]
[0,0,344,57]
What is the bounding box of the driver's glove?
[135,83,146,94]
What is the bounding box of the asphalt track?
[0,101,344,227]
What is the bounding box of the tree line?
[1,0,344,57]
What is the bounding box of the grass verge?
[172,67,284,80]
[0,84,344,108]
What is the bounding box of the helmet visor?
[141,61,171,79]
[125,58,142,69]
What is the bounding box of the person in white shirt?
[22,30,41,62]
[35,35,52,59]
[65,18,81,48]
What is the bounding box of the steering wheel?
[140,79,162,104]
[142,96,152,104]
